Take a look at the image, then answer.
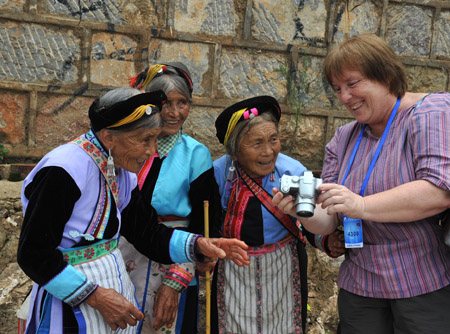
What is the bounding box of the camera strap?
[238,167,306,244]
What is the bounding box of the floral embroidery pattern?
[216,259,227,333]
[126,260,136,273]
[100,161,108,174]
[289,241,303,334]
[62,239,117,266]
[255,257,262,334]
[72,130,119,205]
[83,142,94,153]
[84,248,95,260]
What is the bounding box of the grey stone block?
[386,4,433,57]
[219,47,287,99]
[332,0,381,44]
[0,22,80,83]
[252,0,326,47]
[436,10,450,60]
[174,0,238,37]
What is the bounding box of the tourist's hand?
[196,237,250,267]
[84,286,143,330]
[318,183,366,219]
[326,230,345,257]
[152,284,179,331]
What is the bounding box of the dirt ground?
[0,179,22,200]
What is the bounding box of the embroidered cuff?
[190,234,204,263]
[43,264,98,307]
[162,265,195,292]
[169,231,204,263]
[68,282,99,307]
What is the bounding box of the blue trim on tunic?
[170,230,192,263]
[43,264,90,302]
[36,294,52,334]
[176,290,187,334]
[73,306,87,334]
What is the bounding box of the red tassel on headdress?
[129,68,149,89]
[128,74,139,88]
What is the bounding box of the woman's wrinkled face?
[160,88,190,137]
[110,126,162,173]
[234,120,281,179]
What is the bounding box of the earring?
[226,161,236,182]
[270,169,275,182]
[107,148,116,177]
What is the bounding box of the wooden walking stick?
[203,200,211,334]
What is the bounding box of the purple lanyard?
[341,97,401,196]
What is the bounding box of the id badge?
[343,216,363,248]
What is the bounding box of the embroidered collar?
[69,130,119,240]
[74,130,119,205]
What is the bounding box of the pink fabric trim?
[246,234,294,256]
[137,154,158,190]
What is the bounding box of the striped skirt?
[215,239,302,334]
[26,248,140,334]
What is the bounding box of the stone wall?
[0,1,449,333]
[0,0,448,170]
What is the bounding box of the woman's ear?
[96,129,114,149]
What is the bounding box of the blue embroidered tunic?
[119,133,221,334]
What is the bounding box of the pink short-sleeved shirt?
[322,92,450,298]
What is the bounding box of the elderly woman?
[17,87,249,334]
[212,96,336,334]
[120,62,221,334]
[274,33,450,333]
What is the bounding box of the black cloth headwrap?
[215,95,281,145]
[138,62,193,94]
[160,62,194,94]
[89,90,167,132]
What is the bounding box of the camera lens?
[295,201,315,217]
[297,210,314,218]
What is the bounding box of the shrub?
[0,143,9,162]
